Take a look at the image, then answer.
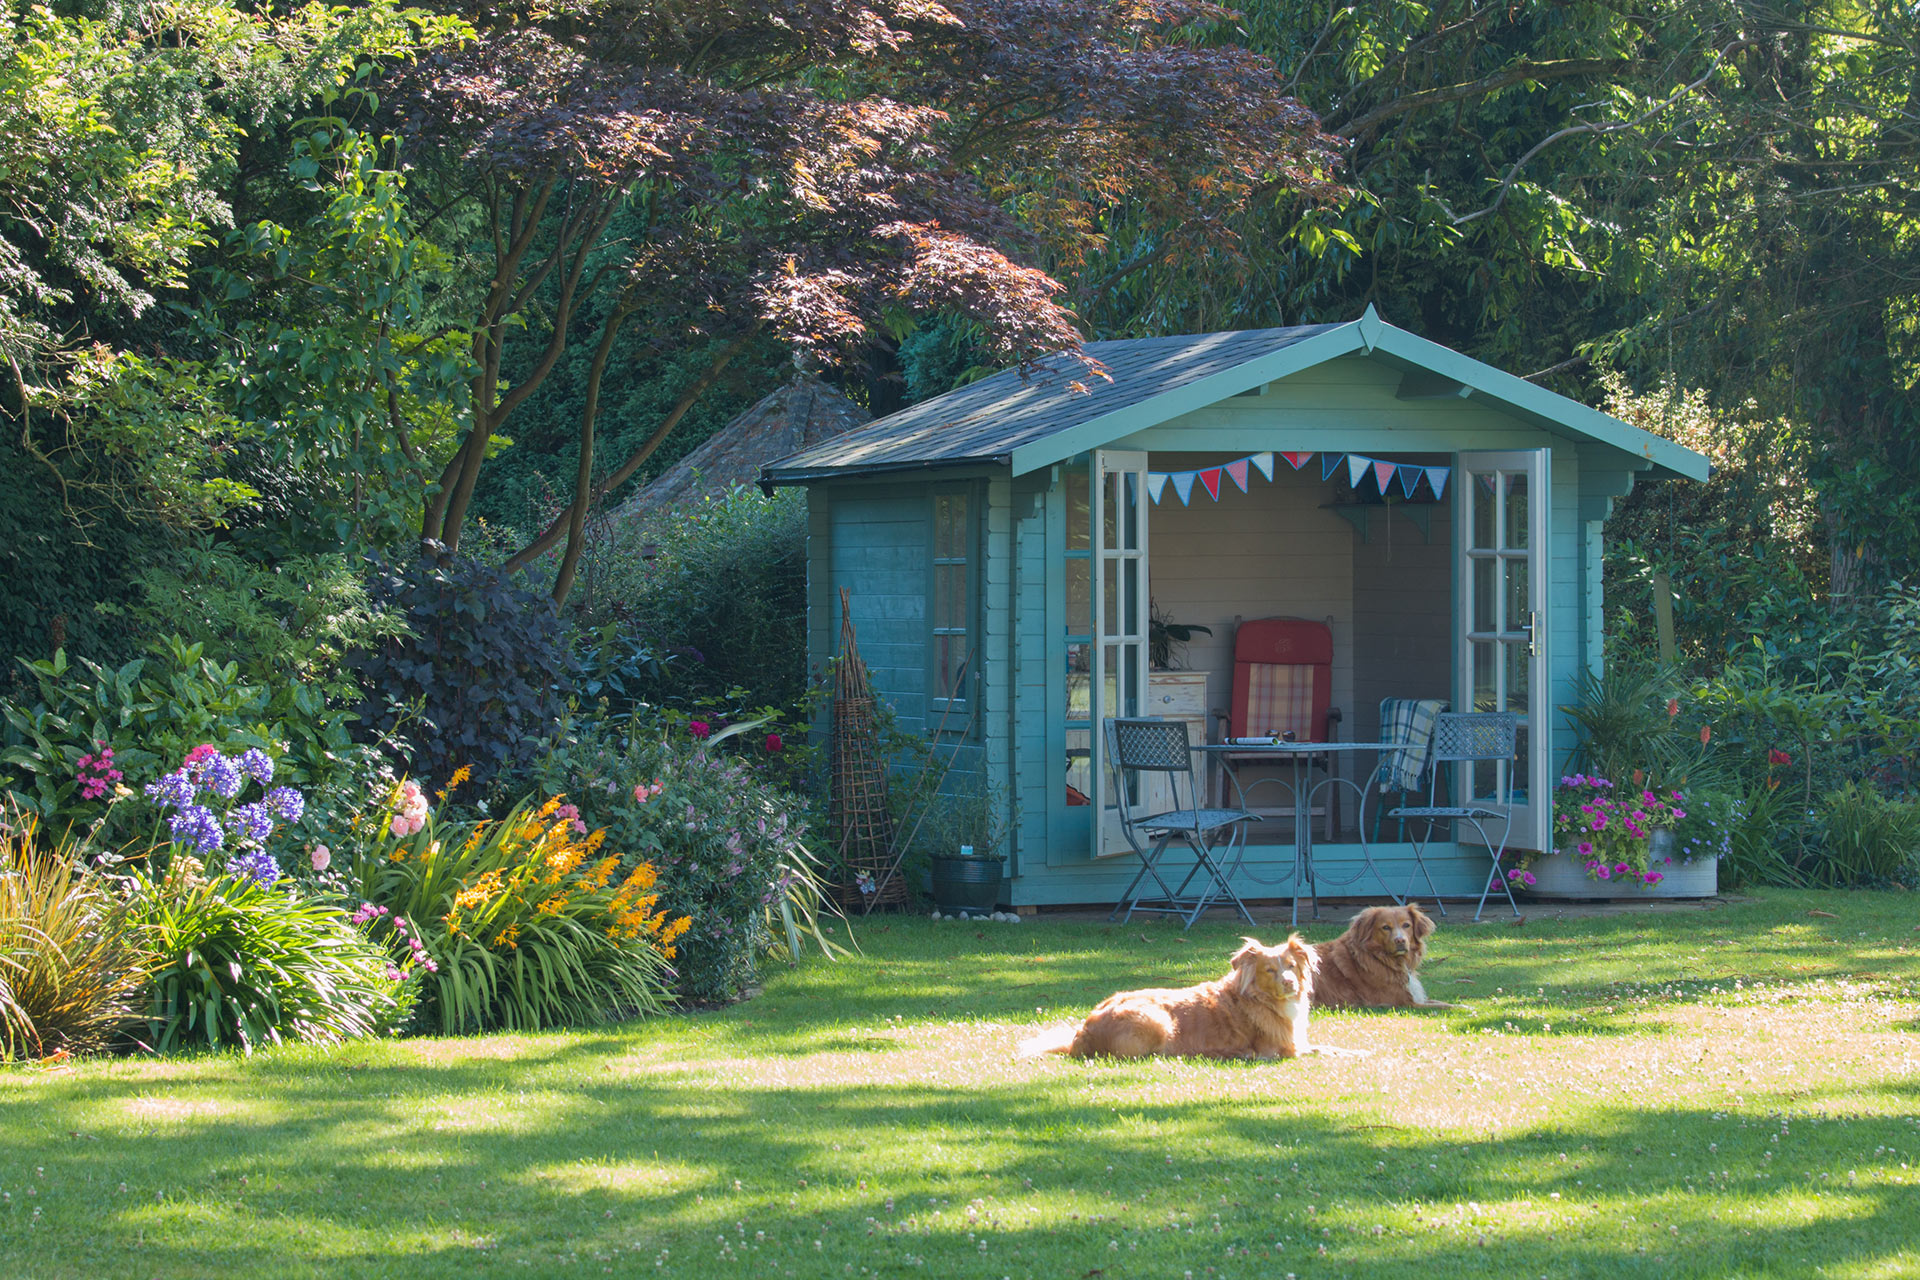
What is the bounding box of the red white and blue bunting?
[1146,451,1450,506]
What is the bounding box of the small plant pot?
[929,856,1006,917]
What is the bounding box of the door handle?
[1524,610,1540,657]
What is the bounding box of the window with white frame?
[929,487,977,722]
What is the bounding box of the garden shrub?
[1809,782,1920,888]
[0,815,144,1060]
[532,710,835,1004]
[125,860,402,1053]
[108,539,402,707]
[356,543,575,790]
[583,487,807,715]
[339,782,682,1032]
[0,639,357,849]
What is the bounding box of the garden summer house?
[761,309,1710,910]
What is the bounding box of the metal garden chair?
[1104,717,1257,929]
[1386,712,1521,919]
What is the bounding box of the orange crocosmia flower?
[536,797,563,820]
[583,829,607,853]
[1701,725,1712,744]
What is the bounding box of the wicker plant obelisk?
[829,589,906,909]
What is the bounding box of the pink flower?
[1577,841,1594,857]
[1672,809,1687,820]
[184,744,220,766]
[310,844,331,872]
[633,779,664,804]
[1595,865,1611,879]
[571,819,587,835]
[1521,871,1537,886]
[1589,815,1608,831]
[1667,698,1680,718]
[688,720,712,739]
[1644,871,1664,885]
[1614,862,1631,875]
[765,732,784,753]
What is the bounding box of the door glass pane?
[1472,640,1497,713]
[1103,558,1118,633]
[1103,472,1120,551]
[1504,557,1529,633]
[1503,643,1529,715]
[1472,477,1496,549]
[1065,559,1090,635]
[1121,473,1140,550]
[1066,466,1090,553]
[1504,473,1529,550]
[1120,558,1141,636]
[1101,644,1124,718]
[1512,723,1530,803]
[1472,557,1496,633]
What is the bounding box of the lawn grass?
[4,887,1920,1279]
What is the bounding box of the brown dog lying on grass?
[1310,903,1464,1010]
[1019,935,1367,1060]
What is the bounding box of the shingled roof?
[622,376,869,516]
[760,324,1340,485]
[760,310,1710,484]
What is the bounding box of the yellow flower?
[536,796,562,820]
[587,856,619,889]
[493,923,520,949]
[536,894,567,916]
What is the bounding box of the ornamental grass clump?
[1551,774,1687,887]
[0,813,144,1060]
[123,856,403,1053]
[344,776,684,1033]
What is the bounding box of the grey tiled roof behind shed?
[762,323,1341,481]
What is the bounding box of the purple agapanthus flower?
[144,769,196,810]
[264,785,304,824]
[226,845,280,886]
[168,804,224,854]
[197,752,244,799]
[227,801,274,847]
[239,747,275,785]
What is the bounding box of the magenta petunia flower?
[1614,862,1631,875]
[1577,841,1594,857]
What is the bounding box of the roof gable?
[762,309,1708,485]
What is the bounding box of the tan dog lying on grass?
[1018,935,1367,1060]
[1310,903,1464,1010]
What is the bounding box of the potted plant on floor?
[918,775,1012,918]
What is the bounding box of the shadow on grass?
[5,1052,1918,1280]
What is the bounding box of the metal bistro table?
[1195,740,1415,926]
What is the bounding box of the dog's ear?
[1231,938,1263,992]
[1350,905,1382,934]
[1284,932,1319,974]
[1409,903,1436,940]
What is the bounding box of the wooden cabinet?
[1140,671,1209,816]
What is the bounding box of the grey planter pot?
[1521,830,1718,899]
[930,856,1007,916]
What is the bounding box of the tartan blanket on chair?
[1378,697,1448,793]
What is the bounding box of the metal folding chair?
[1105,717,1257,929]
[1386,712,1520,919]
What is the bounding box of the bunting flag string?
[1142,450,1453,507]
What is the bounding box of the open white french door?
[1454,450,1552,852]
[1090,450,1150,857]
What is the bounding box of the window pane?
[1504,557,1529,634]
[933,564,963,628]
[1065,558,1091,636]
[1120,558,1141,637]
[1503,642,1529,716]
[1472,557,1496,633]
[1504,473,1529,550]
[1472,640,1497,713]
[1103,557,1119,634]
[1472,475,1496,549]
[1121,472,1139,550]
[1102,471,1120,551]
[1066,465,1090,553]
